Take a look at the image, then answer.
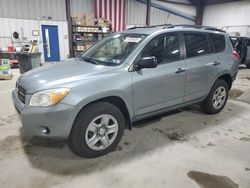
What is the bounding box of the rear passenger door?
[182,32,218,102]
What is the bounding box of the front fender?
[63,90,134,134]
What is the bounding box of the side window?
[184,33,210,58]
[209,33,226,53]
[141,33,181,64]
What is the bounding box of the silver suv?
[12,25,239,157]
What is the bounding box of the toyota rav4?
[12,25,239,157]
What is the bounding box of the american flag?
[94,0,126,32]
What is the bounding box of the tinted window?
[184,33,210,58]
[209,33,225,53]
[142,33,181,64]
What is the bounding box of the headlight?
[29,88,71,107]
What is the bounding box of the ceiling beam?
[136,0,195,21]
[156,0,193,6]
[206,0,241,5]
[195,0,205,25]
[146,0,151,26]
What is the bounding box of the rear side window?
[209,33,226,53]
[184,33,210,58]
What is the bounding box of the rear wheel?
[68,102,125,158]
[201,79,229,114]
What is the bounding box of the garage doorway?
[41,25,60,62]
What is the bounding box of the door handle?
[213,61,221,66]
[175,68,186,74]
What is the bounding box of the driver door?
[132,33,186,118]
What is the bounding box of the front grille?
[18,84,26,104]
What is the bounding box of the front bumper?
[12,89,75,140]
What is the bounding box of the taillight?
[233,51,240,59]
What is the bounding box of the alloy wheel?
[212,86,226,109]
[85,114,119,151]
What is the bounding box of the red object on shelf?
[9,59,19,65]
[7,45,14,52]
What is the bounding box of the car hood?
[18,58,120,93]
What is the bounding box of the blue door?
[42,25,60,62]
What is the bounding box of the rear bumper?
[12,89,75,140]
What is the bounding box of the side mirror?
[136,56,158,70]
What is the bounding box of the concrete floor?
[0,67,250,188]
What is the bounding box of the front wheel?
[68,102,125,158]
[201,79,229,114]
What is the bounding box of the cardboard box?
[85,13,94,25]
[77,13,86,25]
[73,13,95,26]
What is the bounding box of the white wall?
[203,1,250,37]
[0,18,69,62]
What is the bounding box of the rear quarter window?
[209,33,226,53]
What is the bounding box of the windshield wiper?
[79,57,100,65]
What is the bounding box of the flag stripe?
[94,0,97,18]
[122,0,126,30]
[104,0,107,19]
[94,0,126,32]
[109,0,112,30]
[118,0,122,31]
[99,0,102,19]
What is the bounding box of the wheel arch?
[209,72,233,93]
[217,74,233,90]
[74,96,132,130]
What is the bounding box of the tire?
[68,102,125,158]
[201,79,229,114]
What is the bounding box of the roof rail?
[127,24,171,30]
[165,24,225,32]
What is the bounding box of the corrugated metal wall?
[70,0,94,17]
[0,0,66,21]
[127,0,147,25]
[126,0,195,26]
[203,1,250,37]
[150,7,194,25]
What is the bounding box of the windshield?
[81,33,147,66]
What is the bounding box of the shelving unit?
[72,25,110,57]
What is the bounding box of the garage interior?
[0,0,250,187]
